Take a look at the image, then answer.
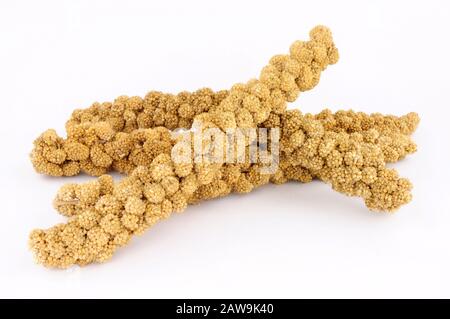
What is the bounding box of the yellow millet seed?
[124,197,146,215]
[28,26,419,269]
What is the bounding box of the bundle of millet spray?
[29,26,419,268]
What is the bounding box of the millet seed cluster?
[29,26,419,268]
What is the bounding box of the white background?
[1,0,449,298]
